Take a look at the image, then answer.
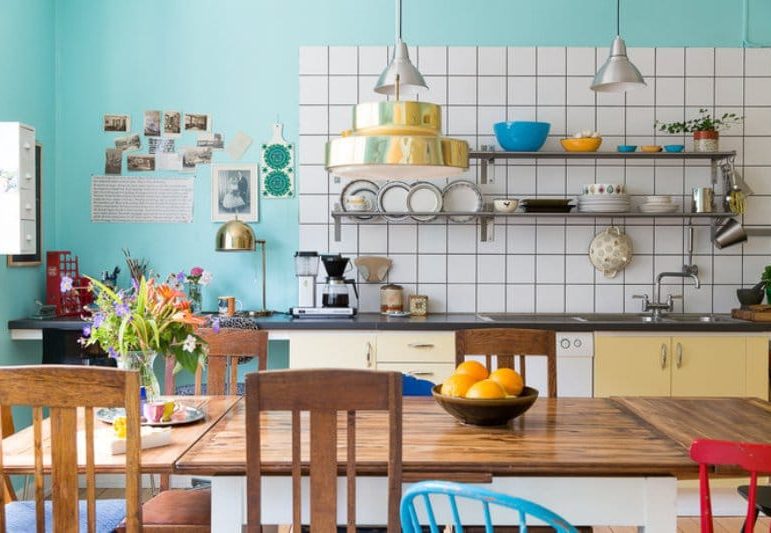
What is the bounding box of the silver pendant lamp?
[374,0,426,95]
[591,0,646,93]
[324,0,468,180]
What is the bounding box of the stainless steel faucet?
[634,225,701,319]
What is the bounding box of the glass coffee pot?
[320,254,359,308]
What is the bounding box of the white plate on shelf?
[442,180,483,222]
[639,204,679,213]
[406,182,443,221]
[340,179,379,220]
[377,181,411,221]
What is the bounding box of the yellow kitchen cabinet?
[595,334,769,399]
[594,336,671,397]
[288,332,375,369]
[377,362,456,385]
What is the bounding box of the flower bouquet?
[78,275,211,400]
[178,267,213,314]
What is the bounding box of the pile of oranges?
[440,360,524,399]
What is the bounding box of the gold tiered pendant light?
[324,0,468,180]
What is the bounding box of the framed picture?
[8,143,42,267]
[211,163,258,222]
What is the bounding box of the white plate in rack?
[340,179,379,220]
[442,180,483,222]
[377,181,411,221]
[407,181,443,221]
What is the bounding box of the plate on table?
[377,181,411,221]
[96,404,205,427]
[340,179,379,220]
[442,180,483,222]
[406,181,443,221]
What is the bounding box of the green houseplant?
[655,108,742,152]
[762,266,771,304]
[75,275,209,400]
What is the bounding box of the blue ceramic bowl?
[494,121,550,152]
[617,145,637,153]
[664,144,685,153]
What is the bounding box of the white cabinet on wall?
[0,123,36,255]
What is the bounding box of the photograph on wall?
[149,137,176,154]
[158,152,183,171]
[103,114,130,132]
[144,110,161,136]
[197,133,224,150]
[105,148,122,175]
[184,113,210,132]
[127,154,156,171]
[182,146,212,169]
[115,134,141,152]
[211,163,258,222]
[163,111,181,136]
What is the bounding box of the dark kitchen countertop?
[8,312,771,332]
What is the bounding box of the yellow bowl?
[560,137,602,152]
[641,145,662,153]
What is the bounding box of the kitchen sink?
[477,313,575,323]
[663,313,739,323]
[572,314,668,323]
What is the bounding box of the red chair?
[690,439,771,533]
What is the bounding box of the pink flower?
[190,267,204,277]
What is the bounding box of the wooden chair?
[245,368,403,532]
[401,480,578,533]
[164,328,268,395]
[0,365,142,532]
[690,438,771,533]
[1,405,16,504]
[455,328,557,397]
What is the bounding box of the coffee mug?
[143,401,174,423]
[217,296,243,316]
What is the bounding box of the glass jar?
[118,350,160,402]
[380,284,404,313]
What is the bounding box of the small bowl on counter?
[641,145,663,153]
[617,145,637,153]
[560,137,602,152]
[493,121,551,152]
[664,144,685,153]
[432,385,539,426]
[493,198,519,213]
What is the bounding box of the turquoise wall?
[52,0,771,314]
[0,0,55,438]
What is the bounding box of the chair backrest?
[1,406,15,504]
[690,439,771,533]
[455,328,557,397]
[245,368,402,532]
[164,328,268,395]
[0,365,142,533]
[400,480,578,533]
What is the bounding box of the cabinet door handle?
[660,344,668,369]
[676,342,683,369]
[407,371,434,377]
[365,341,372,368]
[407,343,435,349]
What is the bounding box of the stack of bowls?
[578,184,630,213]
[639,195,677,213]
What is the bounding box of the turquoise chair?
[401,480,578,533]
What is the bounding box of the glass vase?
[118,350,160,402]
[187,283,203,314]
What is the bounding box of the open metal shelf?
[469,150,737,184]
[331,210,738,242]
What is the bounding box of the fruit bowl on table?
[560,137,602,152]
[431,385,539,426]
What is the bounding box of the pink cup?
[143,401,166,423]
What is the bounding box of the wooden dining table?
[174,396,771,532]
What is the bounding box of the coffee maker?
[294,251,319,308]
[290,253,357,318]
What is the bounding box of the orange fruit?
[489,368,524,396]
[465,379,506,400]
[440,373,477,398]
[454,360,489,382]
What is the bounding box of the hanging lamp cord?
[396,0,402,42]
[616,0,620,36]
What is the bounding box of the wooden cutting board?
[731,305,771,322]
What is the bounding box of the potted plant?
[73,275,212,400]
[655,108,743,152]
[762,266,771,304]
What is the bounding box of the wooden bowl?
[432,385,539,426]
[560,137,602,152]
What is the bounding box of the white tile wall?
[299,46,771,314]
